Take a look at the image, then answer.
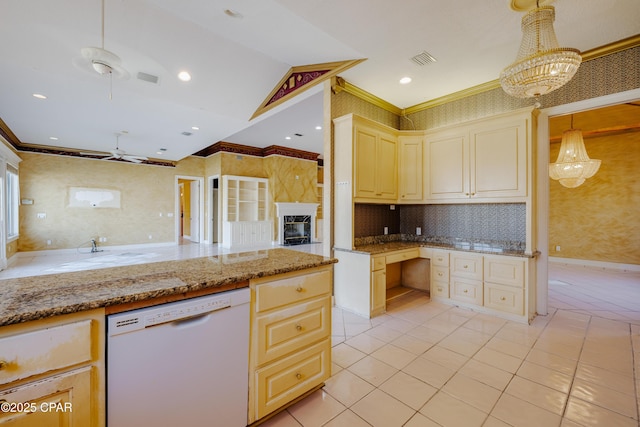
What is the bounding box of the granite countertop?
[0,248,337,327]
[343,239,535,258]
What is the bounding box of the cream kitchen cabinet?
[397,134,423,202]
[0,309,105,427]
[248,266,332,423]
[483,255,527,316]
[430,249,450,298]
[449,252,484,306]
[353,120,397,201]
[221,175,271,248]
[425,107,536,202]
[371,255,387,317]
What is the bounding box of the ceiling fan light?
[92,60,113,75]
[500,6,582,98]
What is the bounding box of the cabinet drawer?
[450,278,483,305]
[431,265,449,283]
[254,269,331,313]
[430,250,449,267]
[254,339,330,419]
[0,320,92,385]
[431,281,449,298]
[485,283,524,315]
[255,296,331,366]
[371,256,386,271]
[385,249,419,264]
[484,256,525,288]
[450,253,483,280]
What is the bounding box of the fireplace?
[275,203,319,246]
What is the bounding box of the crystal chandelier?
[549,116,601,188]
[500,4,582,98]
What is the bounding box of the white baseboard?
[549,256,640,272]
[17,241,176,258]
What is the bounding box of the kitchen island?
[0,248,336,427]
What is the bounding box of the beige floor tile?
[516,360,573,393]
[348,355,398,387]
[345,322,374,337]
[579,348,634,376]
[390,333,435,355]
[379,371,437,410]
[331,362,343,376]
[473,347,523,374]
[491,394,562,427]
[259,410,302,427]
[322,409,371,427]
[364,324,404,343]
[421,345,469,371]
[525,348,577,376]
[458,359,513,391]
[462,315,506,335]
[323,369,375,407]
[419,391,488,427]
[442,373,502,413]
[345,333,386,354]
[383,317,419,333]
[287,390,346,427]
[332,343,367,368]
[564,397,638,427]
[403,412,441,427]
[485,336,531,359]
[405,324,448,343]
[570,378,638,419]
[403,356,456,388]
[559,419,584,427]
[350,389,415,427]
[370,343,417,369]
[575,362,636,395]
[482,416,512,427]
[505,376,568,415]
[493,322,540,347]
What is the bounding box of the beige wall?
[549,131,640,264]
[18,153,203,251]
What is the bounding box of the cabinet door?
[471,118,527,198]
[398,135,423,201]
[425,130,469,200]
[354,127,378,199]
[376,133,398,199]
[0,367,92,426]
[371,269,386,316]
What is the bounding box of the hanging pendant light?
[549,115,601,188]
[500,3,582,98]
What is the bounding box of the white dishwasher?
[107,287,250,427]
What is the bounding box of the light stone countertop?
[0,248,337,327]
[339,240,536,257]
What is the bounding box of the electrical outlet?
[148,235,153,240]
[37,212,46,219]
[390,205,396,210]
[416,227,422,235]
[555,245,561,251]
[384,227,389,235]
[46,239,52,245]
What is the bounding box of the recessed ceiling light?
[32,93,47,99]
[399,77,412,84]
[49,136,58,140]
[285,136,291,140]
[315,126,322,130]
[224,9,243,18]
[191,126,199,130]
[178,71,192,82]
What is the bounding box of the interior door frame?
[175,175,204,244]
[535,87,640,316]
[207,175,221,245]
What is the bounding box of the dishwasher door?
[107,288,250,427]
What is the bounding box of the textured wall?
[549,131,640,264]
[18,153,202,251]
[354,204,401,237]
[332,91,400,127]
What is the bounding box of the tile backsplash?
[355,203,526,243]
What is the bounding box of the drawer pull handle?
[463,265,469,269]
[500,297,506,301]
[463,289,468,293]
[296,286,303,293]
[295,373,302,380]
[438,272,443,277]
[295,324,302,331]
[437,287,443,292]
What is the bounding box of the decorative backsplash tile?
[354,204,401,237]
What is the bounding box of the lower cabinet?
[371,256,386,316]
[222,220,272,248]
[248,266,333,424]
[0,309,105,427]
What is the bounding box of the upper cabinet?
[398,134,424,202]
[425,108,536,202]
[353,120,398,202]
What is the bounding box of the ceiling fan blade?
[80,151,110,156]
[122,156,144,163]
[101,156,117,161]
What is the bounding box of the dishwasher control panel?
[108,288,250,336]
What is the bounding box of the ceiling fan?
[82,133,148,163]
[74,0,129,94]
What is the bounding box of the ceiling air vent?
[136,71,159,84]
[410,51,437,66]
[181,131,192,136]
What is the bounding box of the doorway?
[176,176,204,244]
[208,176,220,244]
